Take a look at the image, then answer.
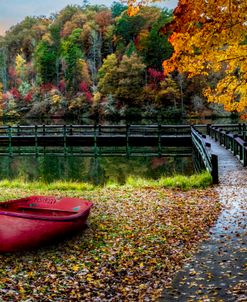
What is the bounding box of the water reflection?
[0,155,194,185]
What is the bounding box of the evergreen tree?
[0,47,8,91]
[141,9,173,70]
[111,2,127,18]
[61,29,84,91]
[35,41,57,84]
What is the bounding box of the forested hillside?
[0,1,235,120]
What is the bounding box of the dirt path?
[159,137,247,301]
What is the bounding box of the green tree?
[140,9,173,70]
[0,47,8,91]
[35,40,57,84]
[61,29,84,91]
[98,53,118,95]
[114,12,146,47]
[125,40,137,57]
[111,2,127,18]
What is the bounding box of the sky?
[0,0,177,36]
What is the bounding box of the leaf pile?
[0,187,220,301]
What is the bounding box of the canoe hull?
[0,196,93,253]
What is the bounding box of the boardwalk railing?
[0,124,192,136]
[206,123,247,139]
[208,125,247,167]
[0,125,192,157]
[191,126,219,184]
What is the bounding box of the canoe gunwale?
[0,208,91,222]
[0,196,93,222]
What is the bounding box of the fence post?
[94,124,97,157]
[158,124,161,157]
[233,135,238,156]
[211,154,219,184]
[214,127,218,141]
[8,125,12,156]
[63,125,67,156]
[219,129,223,145]
[126,124,130,157]
[207,124,211,135]
[35,125,38,157]
[238,123,242,135]
[243,143,247,167]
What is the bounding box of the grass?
[125,171,212,190]
[0,171,212,192]
[0,179,95,191]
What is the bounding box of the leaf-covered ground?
[0,186,220,301]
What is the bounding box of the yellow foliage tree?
[50,92,61,105]
[128,0,247,112]
[15,53,27,80]
[77,59,92,86]
[155,77,180,108]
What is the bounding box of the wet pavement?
[160,137,247,301]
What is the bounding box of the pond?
[0,155,194,185]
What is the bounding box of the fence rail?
[191,126,218,184]
[0,124,191,136]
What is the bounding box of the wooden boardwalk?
[0,125,192,157]
[160,137,247,301]
[208,136,247,184]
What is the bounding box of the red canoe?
[0,196,93,253]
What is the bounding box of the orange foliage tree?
[127,0,247,112]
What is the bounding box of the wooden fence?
[0,124,192,157]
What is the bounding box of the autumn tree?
[4,16,47,62]
[61,11,87,37]
[98,52,146,106]
[54,5,81,29]
[128,0,247,112]
[155,77,180,109]
[116,53,146,105]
